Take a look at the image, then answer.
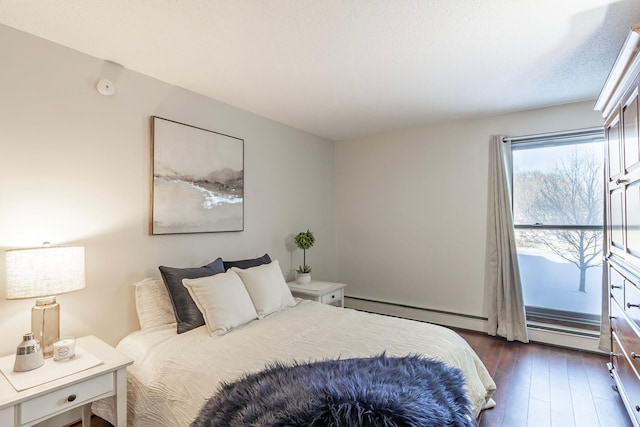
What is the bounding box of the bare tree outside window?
[513,149,603,293]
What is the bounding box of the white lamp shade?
[5,245,85,299]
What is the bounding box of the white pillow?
[182,269,258,336]
[231,260,296,318]
[133,277,177,329]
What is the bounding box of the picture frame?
[151,116,244,235]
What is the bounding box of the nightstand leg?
[81,403,92,427]
[115,367,127,426]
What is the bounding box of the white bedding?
[93,300,496,426]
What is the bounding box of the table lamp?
[5,243,85,358]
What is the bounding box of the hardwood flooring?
[455,329,632,427]
[78,329,631,427]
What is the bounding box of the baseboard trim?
[344,296,605,354]
[345,296,488,331]
[526,327,604,353]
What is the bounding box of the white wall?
[0,23,608,356]
[0,25,336,356]
[336,101,604,325]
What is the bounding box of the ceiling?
[1,1,639,141]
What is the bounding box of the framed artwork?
[151,116,244,234]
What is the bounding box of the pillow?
[132,277,176,329]
[223,253,272,271]
[159,258,225,334]
[183,270,258,336]
[231,260,296,318]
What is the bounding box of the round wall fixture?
[96,78,116,96]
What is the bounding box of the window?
[511,129,604,330]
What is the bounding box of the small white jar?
[53,336,76,361]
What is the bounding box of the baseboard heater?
[345,296,603,353]
[343,296,489,335]
[344,296,487,322]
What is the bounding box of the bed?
[92,258,496,426]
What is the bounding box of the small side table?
[0,335,132,427]
[288,281,347,307]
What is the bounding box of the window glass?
[511,133,604,327]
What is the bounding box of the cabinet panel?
[624,90,640,173]
[625,282,640,332]
[610,116,622,180]
[628,181,640,262]
[612,187,626,251]
[613,300,640,375]
[611,264,626,305]
[613,332,640,425]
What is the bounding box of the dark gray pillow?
[159,257,225,334]
[223,254,272,271]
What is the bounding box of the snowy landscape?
[518,249,601,316]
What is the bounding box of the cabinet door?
[627,180,640,264]
[624,88,640,173]
[611,186,625,253]
[611,303,640,427]
[609,114,622,181]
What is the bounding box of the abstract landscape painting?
[151,117,244,234]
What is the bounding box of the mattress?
[93,300,496,426]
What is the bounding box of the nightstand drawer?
[288,281,347,308]
[321,288,343,305]
[0,406,13,426]
[19,373,113,425]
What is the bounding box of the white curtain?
[485,135,529,343]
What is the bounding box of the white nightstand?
[288,281,347,307]
[0,335,132,427]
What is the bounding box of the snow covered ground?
[517,251,601,316]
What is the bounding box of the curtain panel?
[485,135,529,343]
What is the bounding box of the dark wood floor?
[78,329,632,427]
[455,329,632,427]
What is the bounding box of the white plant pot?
[296,273,311,284]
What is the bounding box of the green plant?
[294,229,315,274]
[297,265,312,274]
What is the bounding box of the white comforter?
[93,300,496,426]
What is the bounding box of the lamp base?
[32,296,60,358]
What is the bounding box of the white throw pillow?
[182,269,258,336]
[133,277,176,329]
[231,260,296,318]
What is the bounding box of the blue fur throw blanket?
[191,354,474,427]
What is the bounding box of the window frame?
[509,128,605,330]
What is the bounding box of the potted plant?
[294,229,315,284]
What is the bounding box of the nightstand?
[0,335,132,427]
[288,281,347,307]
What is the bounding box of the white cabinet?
[0,335,132,427]
[288,281,346,308]
[597,23,640,427]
